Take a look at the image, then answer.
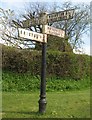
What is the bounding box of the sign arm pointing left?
[18,28,47,43]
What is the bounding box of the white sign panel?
[18,28,47,43]
[44,25,65,38]
[47,9,74,23]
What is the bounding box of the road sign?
[18,28,47,43]
[43,25,65,38]
[22,13,47,27]
[47,9,74,23]
[23,17,47,27]
[22,9,74,27]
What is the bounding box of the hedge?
[2,45,90,80]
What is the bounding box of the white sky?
[0,0,91,55]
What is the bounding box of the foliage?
[0,8,28,49]
[2,45,90,79]
[2,71,40,92]
[2,71,90,92]
[0,8,18,47]
[47,35,73,52]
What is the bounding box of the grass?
[2,71,91,118]
[2,89,90,118]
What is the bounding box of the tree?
[19,2,90,52]
[0,2,90,52]
[0,8,17,47]
[46,2,90,52]
[0,8,33,49]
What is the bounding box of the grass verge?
[2,89,90,118]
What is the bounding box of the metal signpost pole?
[39,24,47,113]
[39,40,47,113]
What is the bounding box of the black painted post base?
[38,95,47,113]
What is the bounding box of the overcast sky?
[0,0,91,55]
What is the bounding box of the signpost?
[18,28,47,43]
[43,25,65,38]
[47,9,74,23]
[17,9,74,114]
[23,16,47,27]
[22,9,74,27]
